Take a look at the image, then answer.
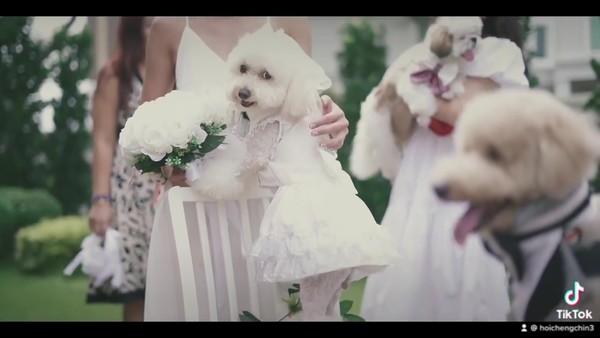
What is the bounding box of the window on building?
[533,26,547,58]
[591,16,600,50]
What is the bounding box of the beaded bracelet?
[92,194,113,204]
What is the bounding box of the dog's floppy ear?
[429,24,453,59]
[281,56,332,119]
[536,109,600,199]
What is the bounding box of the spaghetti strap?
[185,16,189,27]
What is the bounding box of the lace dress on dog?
[248,116,398,283]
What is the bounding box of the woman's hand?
[88,199,113,236]
[309,95,350,150]
[161,165,189,187]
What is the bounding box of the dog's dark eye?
[261,71,272,80]
[240,64,248,74]
[486,146,502,162]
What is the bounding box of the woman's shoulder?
[95,63,119,94]
[148,17,187,48]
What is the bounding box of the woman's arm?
[89,66,119,235]
[141,17,179,103]
[433,77,500,125]
[274,17,350,150]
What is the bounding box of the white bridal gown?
[144,17,289,321]
[360,37,531,321]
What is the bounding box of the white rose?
[119,115,144,154]
[165,118,195,149]
[140,126,173,162]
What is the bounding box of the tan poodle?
[431,88,600,321]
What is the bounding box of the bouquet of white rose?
[118,89,234,181]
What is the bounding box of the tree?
[44,21,93,214]
[521,17,540,88]
[0,17,52,190]
[336,19,390,222]
[0,16,93,214]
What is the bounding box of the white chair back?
[166,184,277,321]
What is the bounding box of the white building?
[88,16,599,103]
[526,17,599,105]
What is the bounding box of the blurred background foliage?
[335,19,391,223]
[0,16,92,216]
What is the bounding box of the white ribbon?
[185,144,229,184]
[63,228,125,289]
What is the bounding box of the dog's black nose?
[238,88,251,100]
[471,37,478,44]
[434,184,450,199]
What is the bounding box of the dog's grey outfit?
[483,183,595,321]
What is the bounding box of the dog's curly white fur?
[182,88,250,200]
[350,17,482,182]
[187,133,250,199]
[431,88,600,321]
[226,23,357,321]
[396,16,483,127]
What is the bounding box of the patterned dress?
[87,74,157,304]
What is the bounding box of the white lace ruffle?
[249,180,398,283]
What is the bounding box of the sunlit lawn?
[0,260,365,321]
[0,261,120,321]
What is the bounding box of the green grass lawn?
[0,261,121,321]
[0,260,365,321]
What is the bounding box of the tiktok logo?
[564,281,585,306]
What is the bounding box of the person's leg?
[124,299,145,322]
[300,269,351,321]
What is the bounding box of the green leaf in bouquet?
[134,155,164,174]
[288,287,300,297]
[342,313,365,322]
[239,311,261,322]
[200,134,226,154]
[178,151,202,169]
[339,300,353,315]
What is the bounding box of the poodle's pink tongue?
[454,205,486,245]
[463,50,475,61]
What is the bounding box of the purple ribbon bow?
[410,64,449,97]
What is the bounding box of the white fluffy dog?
[225,23,333,176]
[431,89,600,321]
[228,25,394,321]
[350,17,483,182]
[397,16,483,127]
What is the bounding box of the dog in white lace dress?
[225,23,397,321]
